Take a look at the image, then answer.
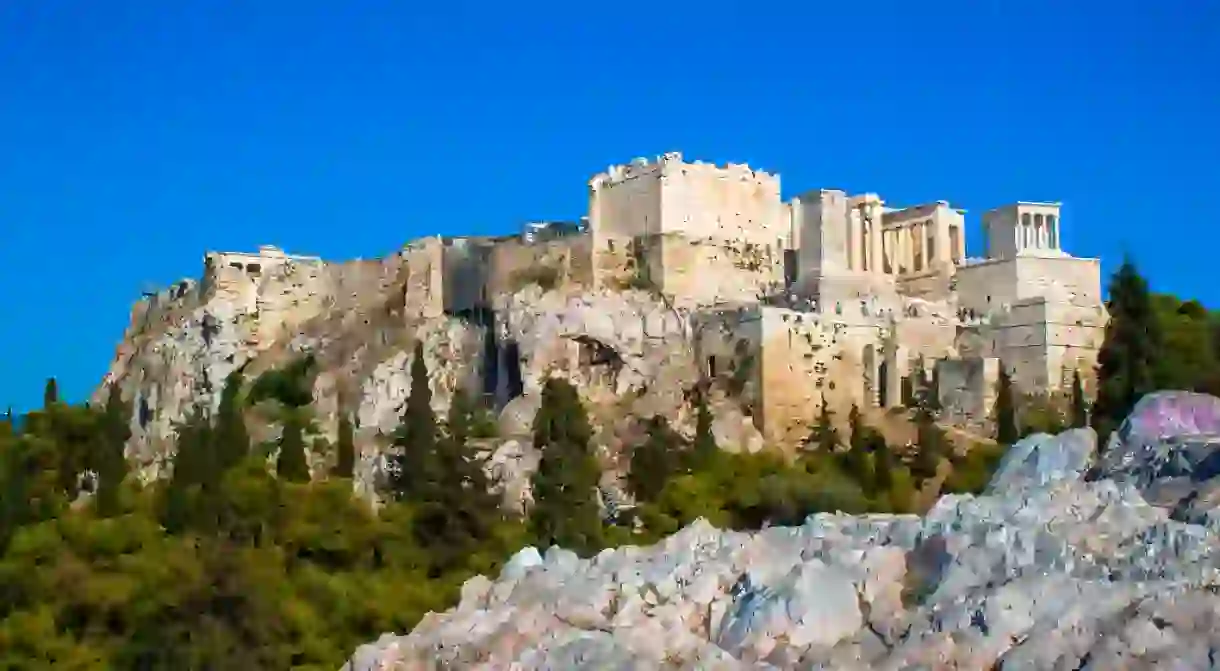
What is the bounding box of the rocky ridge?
[96,244,765,503]
[343,391,1220,670]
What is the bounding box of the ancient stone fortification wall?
[936,356,1000,426]
[695,306,765,419]
[442,238,494,314]
[588,153,786,303]
[973,297,1106,391]
[756,307,859,446]
[955,255,1101,315]
[487,234,593,297]
[654,235,785,305]
[395,238,446,320]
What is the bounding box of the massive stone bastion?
[343,391,1220,670]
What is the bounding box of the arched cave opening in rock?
[572,335,624,389]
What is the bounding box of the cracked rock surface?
[343,393,1220,670]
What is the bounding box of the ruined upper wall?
[588,152,784,244]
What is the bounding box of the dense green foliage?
[994,364,1019,445]
[1092,258,1162,443]
[5,262,1220,668]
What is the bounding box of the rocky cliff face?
[343,391,1220,670]
[95,242,760,502]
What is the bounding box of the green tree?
[807,396,840,454]
[214,369,251,472]
[43,377,58,408]
[95,382,131,517]
[162,404,216,534]
[995,364,1019,445]
[334,412,356,479]
[276,411,311,483]
[529,377,603,556]
[628,416,684,503]
[911,403,946,484]
[687,383,719,471]
[1092,258,1162,444]
[412,391,502,573]
[1151,295,1219,392]
[839,404,874,493]
[1070,369,1088,429]
[388,342,439,501]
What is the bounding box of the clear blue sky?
[1,1,1217,412]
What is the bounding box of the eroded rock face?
[343,397,1220,670]
[1097,391,1220,523]
[96,251,720,501]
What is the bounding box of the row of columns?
[1018,213,1060,251]
[844,200,966,276]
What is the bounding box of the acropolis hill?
[97,151,1106,495]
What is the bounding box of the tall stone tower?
[587,152,787,305]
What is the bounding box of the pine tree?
[872,437,895,495]
[911,401,945,483]
[412,391,501,572]
[213,370,250,473]
[162,405,216,534]
[276,411,310,483]
[995,364,1019,445]
[808,396,840,454]
[529,377,604,556]
[628,415,684,503]
[1070,369,1088,429]
[388,341,439,501]
[334,412,356,479]
[43,378,58,408]
[840,403,874,494]
[95,382,131,517]
[1092,258,1161,445]
[687,383,719,471]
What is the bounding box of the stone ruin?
[95,149,1109,484]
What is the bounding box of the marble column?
[869,204,884,275]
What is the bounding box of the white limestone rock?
[344,415,1220,670]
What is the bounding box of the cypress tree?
[334,412,356,479]
[995,364,1019,445]
[43,378,58,408]
[388,341,439,501]
[529,377,603,556]
[840,403,874,493]
[809,396,840,454]
[628,415,684,503]
[687,383,718,471]
[213,370,250,473]
[412,390,500,571]
[872,437,895,495]
[96,382,131,517]
[1070,369,1088,429]
[276,411,310,483]
[163,405,215,534]
[911,402,945,483]
[1092,258,1161,445]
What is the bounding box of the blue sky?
[1,1,1217,412]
